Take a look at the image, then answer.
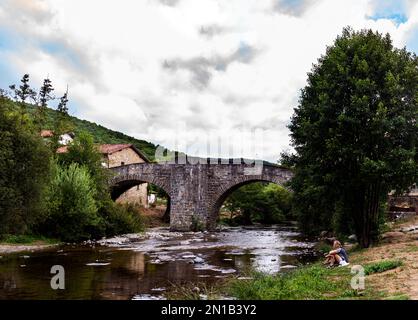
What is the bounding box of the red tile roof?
[40,130,54,138]
[56,146,68,153]
[98,144,133,154]
[55,143,149,162]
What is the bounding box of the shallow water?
[0,225,318,300]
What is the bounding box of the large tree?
[0,96,51,235]
[288,28,418,247]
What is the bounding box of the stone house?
[100,144,150,207]
[57,143,150,207]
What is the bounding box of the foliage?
[223,183,293,225]
[1,76,149,242]
[191,215,205,231]
[51,88,72,149]
[58,131,111,204]
[54,132,143,239]
[287,28,418,247]
[0,97,51,235]
[35,78,54,129]
[364,260,403,275]
[8,74,36,121]
[40,162,103,242]
[99,201,144,236]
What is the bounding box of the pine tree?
[57,88,69,115]
[35,77,54,129]
[9,74,36,122]
[52,87,73,150]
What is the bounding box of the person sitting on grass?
[324,240,349,267]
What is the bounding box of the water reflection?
[0,225,318,300]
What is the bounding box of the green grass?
[363,260,403,275]
[405,244,418,252]
[0,234,60,245]
[227,265,342,300]
[165,261,408,300]
[384,294,409,300]
[224,262,404,300]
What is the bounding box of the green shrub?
[364,260,403,275]
[40,162,103,242]
[191,215,205,232]
[100,202,144,236]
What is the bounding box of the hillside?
[28,104,159,161]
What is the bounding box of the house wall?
[108,148,148,207]
[107,148,146,168]
[116,183,148,207]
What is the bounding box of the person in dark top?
[324,240,349,267]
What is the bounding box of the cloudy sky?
[1,0,417,161]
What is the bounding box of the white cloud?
[0,0,417,161]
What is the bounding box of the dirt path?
[349,217,418,299]
[141,205,169,228]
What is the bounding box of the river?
[0,224,318,300]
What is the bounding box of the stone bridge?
[109,159,293,231]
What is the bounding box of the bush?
[191,215,205,231]
[99,201,144,236]
[364,260,403,275]
[40,162,103,242]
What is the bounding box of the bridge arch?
[110,173,171,201]
[207,175,290,229]
[109,171,172,221]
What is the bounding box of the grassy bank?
[0,234,61,254]
[226,259,405,300]
[167,257,407,300]
[0,234,60,245]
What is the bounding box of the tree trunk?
[351,182,381,248]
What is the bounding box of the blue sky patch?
[274,0,310,16]
[39,40,84,70]
[0,28,22,51]
[367,0,408,26]
[0,53,19,91]
[367,13,408,25]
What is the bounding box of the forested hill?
[27,104,158,160]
